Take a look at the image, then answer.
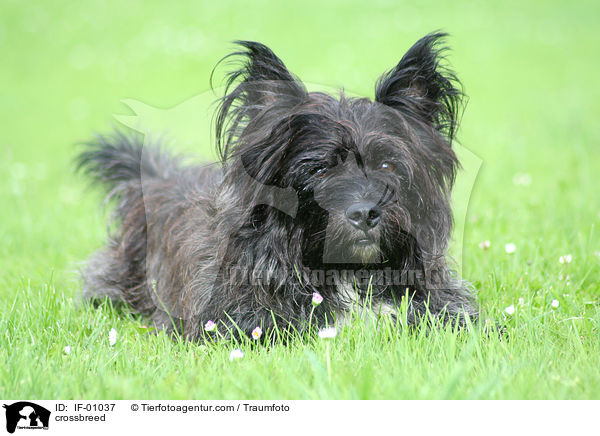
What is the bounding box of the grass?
[1,0,599,399]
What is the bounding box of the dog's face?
[216,33,463,267]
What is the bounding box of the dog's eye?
[380,162,395,172]
[313,167,328,179]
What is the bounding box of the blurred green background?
[2,0,599,289]
[1,0,600,398]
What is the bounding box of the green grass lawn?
[1,0,599,399]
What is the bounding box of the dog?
[77,32,477,340]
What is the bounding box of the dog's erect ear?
[375,32,463,142]
[215,41,306,162]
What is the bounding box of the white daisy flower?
[317,327,337,339]
[504,304,515,315]
[478,240,491,250]
[251,326,262,340]
[229,349,245,361]
[312,292,324,306]
[558,254,572,265]
[109,328,117,346]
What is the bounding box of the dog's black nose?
[345,201,381,231]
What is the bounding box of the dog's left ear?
[375,32,463,142]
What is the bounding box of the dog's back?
[77,132,223,329]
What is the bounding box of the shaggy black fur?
[77,32,477,340]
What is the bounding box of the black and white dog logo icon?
[3,402,50,433]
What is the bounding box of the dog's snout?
[345,201,381,231]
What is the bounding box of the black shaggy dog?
[78,32,477,340]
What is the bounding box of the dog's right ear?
[215,41,306,162]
